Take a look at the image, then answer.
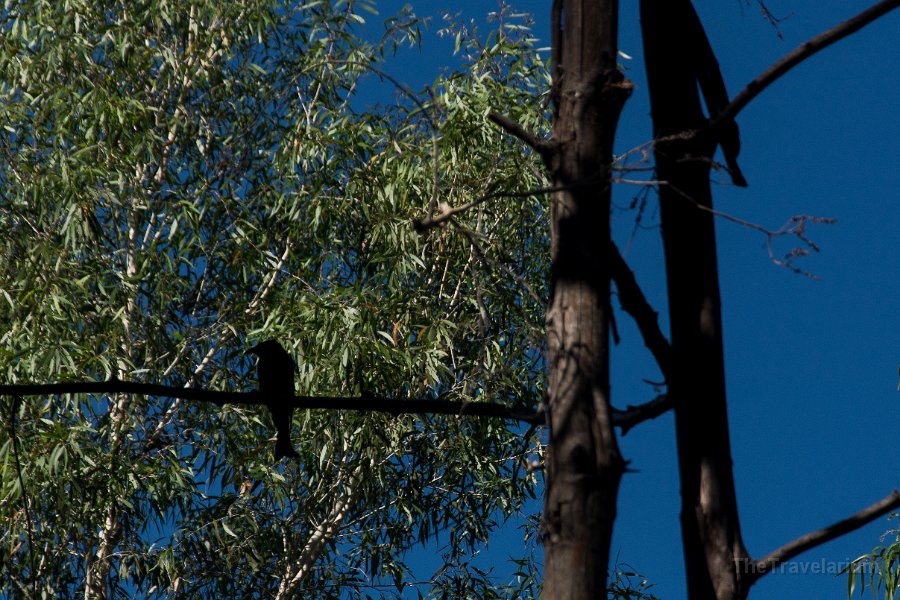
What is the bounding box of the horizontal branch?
[747,489,900,584]
[0,380,545,425]
[609,242,672,379]
[1,380,679,435]
[718,0,900,125]
[611,393,673,436]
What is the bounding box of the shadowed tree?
[641,0,750,597]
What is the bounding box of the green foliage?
[608,563,660,600]
[845,516,900,600]
[0,1,550,597]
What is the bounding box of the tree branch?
[609,242,672,379]
[488,111,549,153]
[611,393,673,436]
[411,184,568,233]
[717,0,900,125]
[746,489,900,584]
[665,180,838,278]
[280,458,371,597]
[2,379,679,434]
[0,380,545,424]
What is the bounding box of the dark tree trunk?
[541,1,632,597]
[640,1,750,599]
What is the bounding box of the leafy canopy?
[0,0,549,597]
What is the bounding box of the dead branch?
[747,490,900,584]
[665,181,837,277]
[609,243,673,379]
[718,0,900,125]
[611,393,673,436]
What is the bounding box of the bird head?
[247,339,285,357]
[246,339,297,369]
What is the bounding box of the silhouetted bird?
[248,339,300,461]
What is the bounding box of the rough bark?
[541,1,632,597]
[640,1,750,599]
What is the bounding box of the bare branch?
[718,0,900,125]
[741,0,788,39]
[488,111,548,153]
[611,393,673,436]
[609,243,672,380]
[0,380,544,425]
[747,490,900,583]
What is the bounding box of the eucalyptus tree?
[0,1,549,597]
[8,0,897,598]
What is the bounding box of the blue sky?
[358,1,899,597]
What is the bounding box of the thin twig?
[665,181,837,277]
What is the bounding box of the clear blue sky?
[360,1,900,597]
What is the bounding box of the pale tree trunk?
[84,206,141,600]
[83,9,215,594]
[541,1,631,597]
[277,449,374,598]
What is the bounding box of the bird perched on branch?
[248,339,300,461]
